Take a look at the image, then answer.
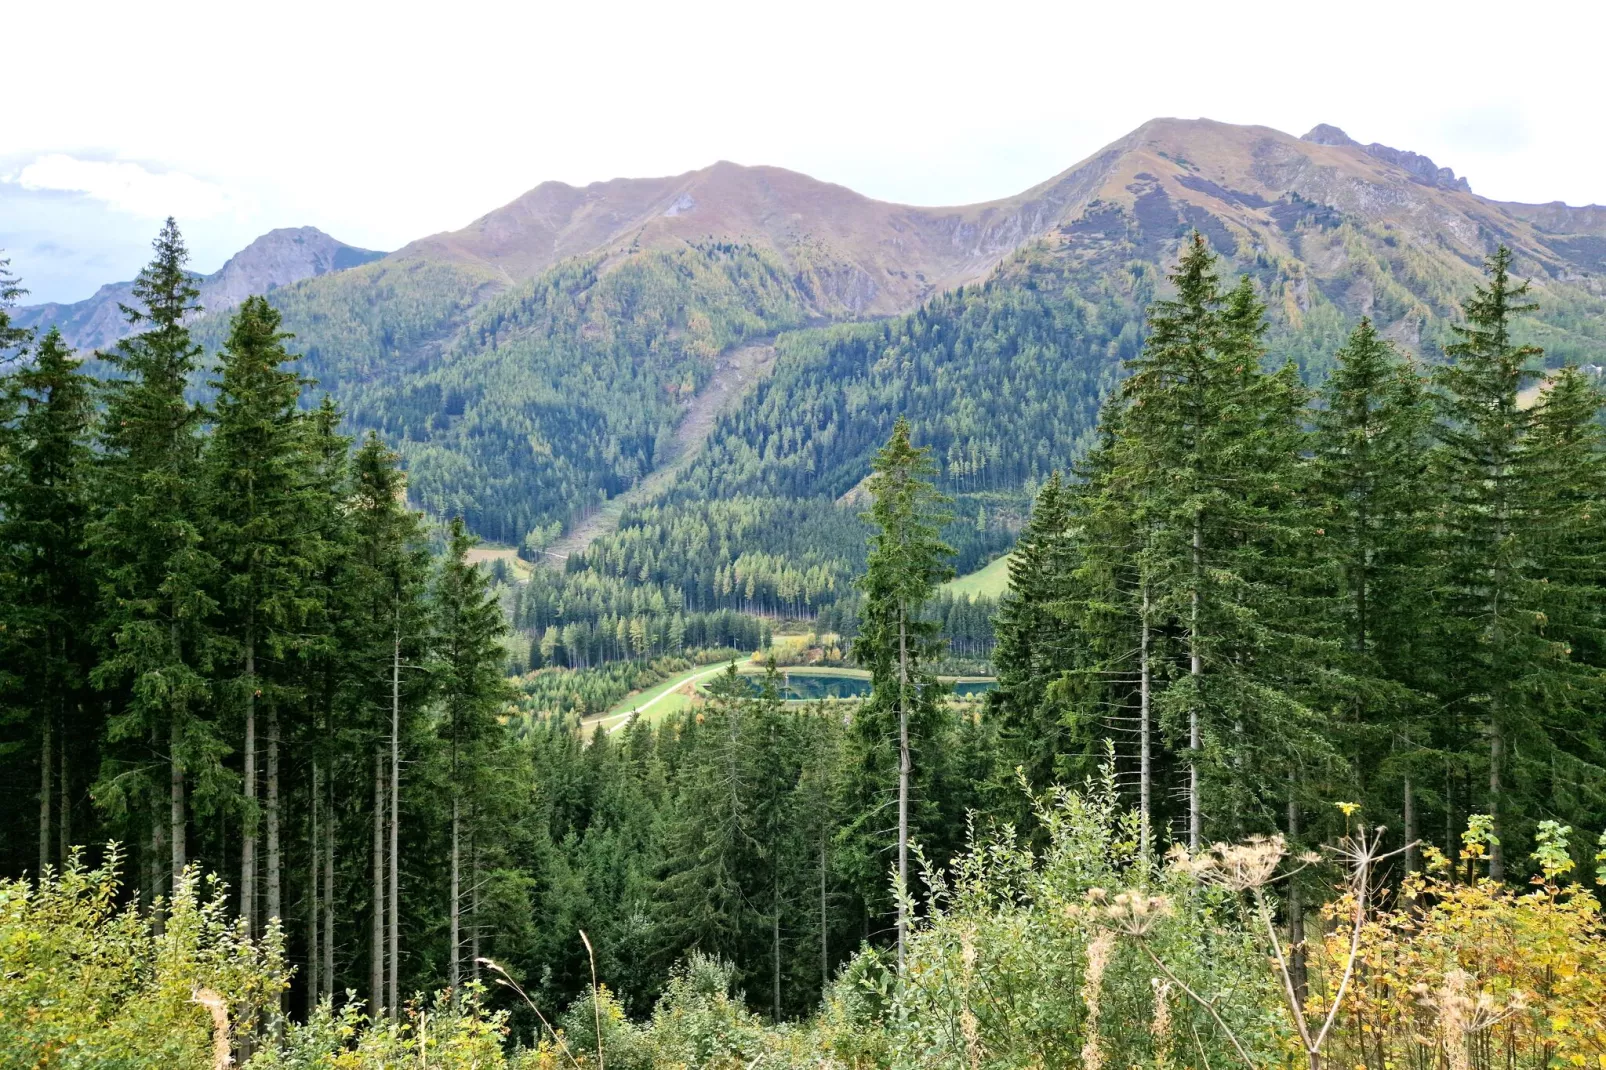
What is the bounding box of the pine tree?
[432,516,512,995]
[0,328,96,876]
[846,416,953,969]
[89,219,222,892]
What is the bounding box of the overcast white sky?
[5,0,1602,304]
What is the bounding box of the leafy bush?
[0,847,285,1069]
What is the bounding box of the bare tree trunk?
[371,750,385,1016]
[1139,583,1152,862]
[1488,725,1504,881]
[267,705,281,927]
[242,620,256,934]
[171,716,186,886]
[322,772,334,1001]
[59,722,70,862]
[307,759,321,1011]
[1287,779,1306,1004]
[450,794,461,997]
[1189,515,1203,851]
[388,625,401,1016]
[896,605,910,973]
[39,714,52,876]
[469,818,480,984]
[1403,774,1417,875]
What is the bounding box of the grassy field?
[942,552,1012,599]
[583,658,746,734]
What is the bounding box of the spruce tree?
[0,254,32,356]
[432,516,512,995]
[1312,318,1436,858]
[844,416,952,969]
[89,219,222,892]
[1432,247,1574,878]
[1105,235,1335,846]
[990,472,1075,790]
[345,432,430,1015]
[0,328,96,876]
[207,295,318,934]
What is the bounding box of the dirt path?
[539,340,775,565]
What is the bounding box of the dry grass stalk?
[1080,930,1117,1070]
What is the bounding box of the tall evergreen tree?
[89,219,222,894]
[0,254,32,357]
[844,416,953,969]
[990,472,1075,791]
[207,295,318,935]
[432,516,512,995]
[345,432,430,1015]
[1428,247,1603,878]
[0,328,96,876]
[1311,318,1436,858]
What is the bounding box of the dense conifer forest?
[4,217,1606,1068]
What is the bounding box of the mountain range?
[13,226,384,351]
[16,118,1606,568]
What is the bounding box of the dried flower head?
[1188,836,1286,891]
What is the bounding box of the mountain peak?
[15,225,385,351]
[1301,123,1358,146]
[1301,123,1470,192]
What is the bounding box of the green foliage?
[0,849,286,1068]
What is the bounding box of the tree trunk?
[1488,725,1504,881]
[450,793,461,997]
[267,704,281,927]
[1287,780,1307,1004]
[1189,515,1203,851]
[322,771,334,1001]
[1403,774,1417,875]
[171,716,186,886]
[371,750,385,1016]
[388,625,401,1016]
[59,722,70,862]
[243,623,257,934]
[39,713,52,876]
[1139,583,1152,862]
[896,605,910,973]
[469,819,480,984]
[307,759,321,1011]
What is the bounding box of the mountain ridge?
[14,226,384,351]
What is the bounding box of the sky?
[6,0,1604,304]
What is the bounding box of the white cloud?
[6,155,244,219]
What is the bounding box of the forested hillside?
[7,216,1606,1069]
[8,116,1606,1069]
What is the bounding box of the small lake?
[738,671,995,700]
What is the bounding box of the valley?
[7,112,1606,1069]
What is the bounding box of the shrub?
[0,847,285,1069]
